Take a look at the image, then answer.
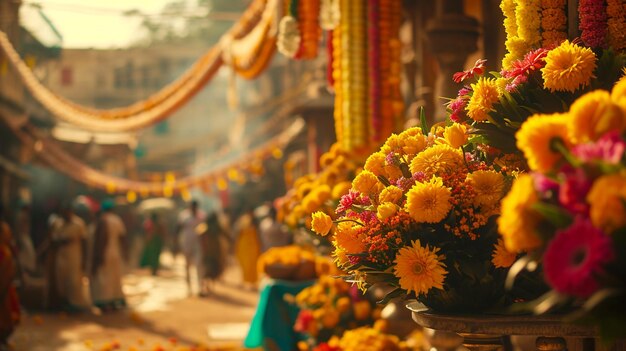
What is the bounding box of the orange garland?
[297,0,322,59]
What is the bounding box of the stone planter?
[406,301,625,351]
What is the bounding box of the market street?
[10,254,258,351]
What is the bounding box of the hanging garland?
[0,0,278,132]
[1,113,304,197]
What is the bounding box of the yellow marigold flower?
[364,152,386,176]
[466,170,505,208]
[322,309,340,328]
[569,90,626,143]
[353,300,372,320]
[378,185,403,204]
[336,296,351,313]
[497,174,542,252]
[491,239,517,268]
[516,113,570,172]
[405,176,452,223]
[409,144,464,177]
[402,135,427,155]
[384,164,404,182]
[296,182,314,200]
[467,77,500,122]
[333,222,365,254]
[443,123,468,149]
[331,181,352,199]
[587,173,626,233]
[302,195,321,214]
[311,211,333,236]
[319,151,334,168]
[398,126,424,138]
[352,170,380,196]
[333,247,350,267]
[381,134,402,154]
[394,240,447,295]
[315,184,332,203]
[376,202,398,221]
[542,40,597,92]
[611,76,626,114]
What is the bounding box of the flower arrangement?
[449,39,626,156]
[499,79,626,339]
[292,275,384,350]
[278,143,362,235]
[257,245,332,281]
[310,122,526,312]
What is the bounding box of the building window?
[61,67,73,86]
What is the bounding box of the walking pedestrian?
[176,200,206,296]
[90,200,127,311]
[139,212,166,276]
[199,212,229,296]
[49,203,90,312]
[234,209,261,290]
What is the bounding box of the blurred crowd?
[0,196,293,350]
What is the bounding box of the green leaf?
[531,202,573,229]
[419,106,428,134]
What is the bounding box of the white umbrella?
[137,198,175,213]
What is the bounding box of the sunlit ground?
[10,253,259,351]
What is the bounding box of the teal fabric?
[244,279,315,351]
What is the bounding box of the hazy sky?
[20,0,178,48]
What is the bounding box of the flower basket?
[264,263,299,280]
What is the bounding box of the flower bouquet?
[310,121,527,313]
[291,275,384,350]
[499,79,626,339]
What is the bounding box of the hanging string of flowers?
[331,27,343,146]
[579,0,608,49]
[0,0,276,132]
[319,0,340,30]
[515,0,542,53]
[607,0,626,51]
[277,0,302,57]
[540,0,567,48]
[2,116,303,197]
[297,0,322,59]
[500,0,522,69]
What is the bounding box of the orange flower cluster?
[540,0,567,48]
[297,0,322,59]
[607,0,626,51]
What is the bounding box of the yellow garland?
[501,0,520,69]
[332,28,344,145]
[515,0,542,52]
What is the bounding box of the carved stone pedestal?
[406,302,622,351]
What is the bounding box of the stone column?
[426,0,479,120]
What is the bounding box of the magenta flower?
[502,48,548,79]
[533,173,559,194]
[336,190,360,214]
[453,59,487,83]
[543,217,614,298]
[558,169,592,215]
[572,131,626,164]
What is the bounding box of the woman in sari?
[199,212,229,296]
[234,210,261,290]
[90,200,127,311]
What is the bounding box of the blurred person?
[234,209,261,290]
[176,200,206,296]
[198,212,229,296]
[49,203,90,312]
[259,205,293,253]
[14,203,36,276]
[91,200,127,311]
[0,205,20,351]
[139,212,166,276]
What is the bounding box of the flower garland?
[606,0,626,51]
[579,0,608,49]
[2,116,303,197]
[501,0,523,69]
[297,0,322,59]
[319,0,340,30]
[0,0,275,132]
[515,0,542,53]
[368,0,382,142]
[339,0,368,151]
[332,28,343,146]
[540,0,567,48]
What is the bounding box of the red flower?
[543,217,614,298]
[453,59,487,83]
[294,309,314,333]
[502,48,548,79]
